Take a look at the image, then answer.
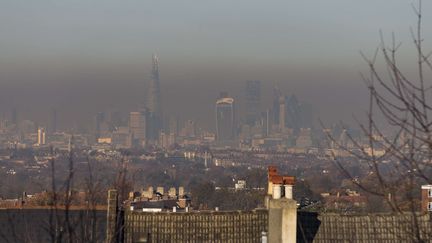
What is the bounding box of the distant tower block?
[245,80,261,125]
[129,111,146,146]
[11,108,17,125]
[147,54,161,116]
[37,127,46,145]
[215,96,235,141]
[278,95,286,131]
[146,54,162,141]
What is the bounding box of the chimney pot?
[272,184,282,199]
[285,185,293,199]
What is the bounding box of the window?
[428,202,432,211]
[429,189,432,198]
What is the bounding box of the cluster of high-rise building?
[214,80,314,150]
[0,107,77,150]
[91,54,164,149]
[0,55,339,152]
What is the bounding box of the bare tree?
[45,140,106,243]
[324,0,432,242]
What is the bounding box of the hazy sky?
[0,0,431,130]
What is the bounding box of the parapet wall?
[123,209,268,243]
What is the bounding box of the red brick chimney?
[421,185,432,212]
[266,166,297,243]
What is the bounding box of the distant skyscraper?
[11,108,17,125]
[129,111,146,147]
[182,120,197,138]
[147,54,161,115]
[68,135,73,152]
[285,95,313,131]
[272,84,281,127]
[215,96,235,141]
[219,91,229,99]
[245,80,261,125]
[279,95,286,131]
[286,95,300,131]
[168,116,179,136]
[37,127,46,145]
[108,110,123,129]
[94,112,105,140]
[296,128,312,148]
[50,109,57,134]
[146,54,162,141]
[264,109,272,137]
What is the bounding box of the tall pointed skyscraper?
[147,54,161,116]
[146,54,162,141]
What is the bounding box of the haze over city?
[1,0,431,131]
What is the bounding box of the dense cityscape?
[1,1,432,242]
[0,53,376,209]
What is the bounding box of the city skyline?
[1,1,432,130]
